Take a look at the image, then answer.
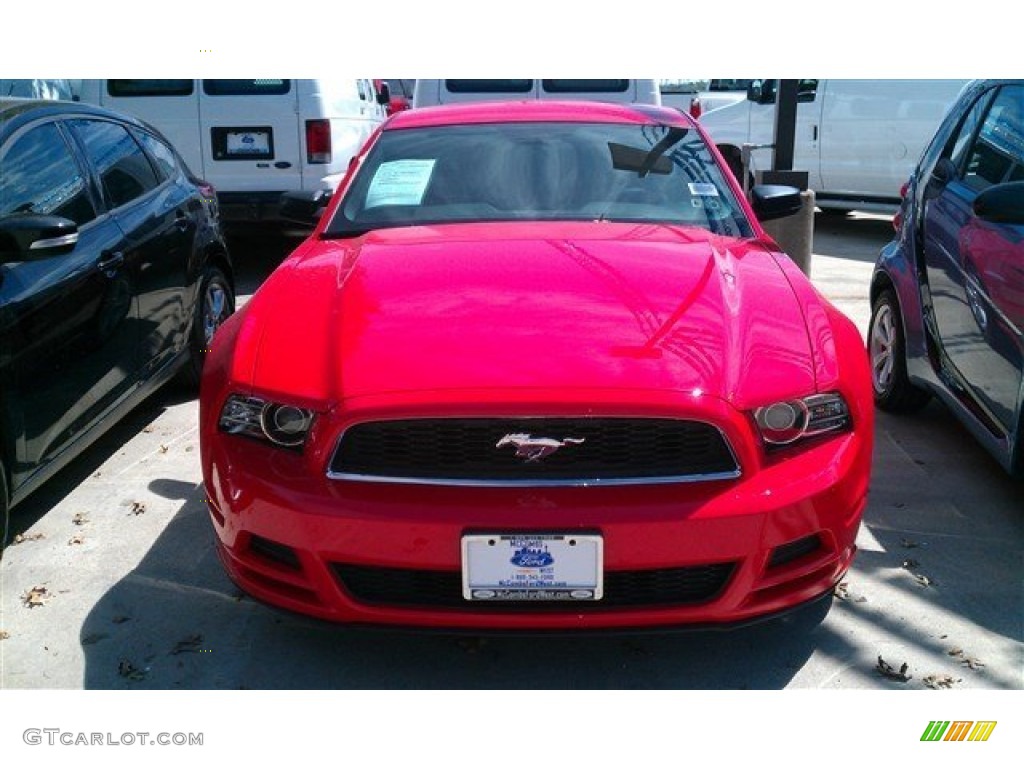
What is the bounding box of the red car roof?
[385,100,695,130]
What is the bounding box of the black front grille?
[329,417,738,484]
[332,563,735,611]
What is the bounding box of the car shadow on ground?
[4,385,198,543]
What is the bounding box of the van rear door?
[437,79,539,105]
[100,80,203,176]
[540,79,647,104]
[198,79,302,196]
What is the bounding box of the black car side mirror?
[924,157,958,199]
[376,83,391,106]
[750,184,803,221]
[0,214,79,263]
[974,181,1024,224]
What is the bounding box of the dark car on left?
[0,99,234,549]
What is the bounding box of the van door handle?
[812,125,818,141]
[97,251,124,276]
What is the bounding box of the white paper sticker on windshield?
[365,160,436,208]
[688,182,720,197]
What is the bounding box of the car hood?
[242,222,819,409]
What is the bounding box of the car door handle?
[97,251,124,276]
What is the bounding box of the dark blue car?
[869,79,1023,475]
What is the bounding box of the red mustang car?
[200,101,873,630]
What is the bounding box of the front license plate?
[462,534,603,601]
[225,130,271,157]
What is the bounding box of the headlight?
[754,393,851,447]
[218,395,314,450]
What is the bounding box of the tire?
[178,266,234,389]
[868,289,931,412]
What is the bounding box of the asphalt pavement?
[0,214,1021,690]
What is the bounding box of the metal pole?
[773,79,799,171]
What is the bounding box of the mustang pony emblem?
[496,433,585,463]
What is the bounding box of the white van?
[697,79,971,213]
[412,79,661,108]
[76,79,387,223]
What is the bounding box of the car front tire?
[868,289,931,412]
[179,265,234,389]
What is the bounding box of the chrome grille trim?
[326,416,742,487]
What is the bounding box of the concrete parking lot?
[1,214,1021,690]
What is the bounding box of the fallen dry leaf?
[22,586,50,608]
[961,656,985,670]
[72,513,89,526]
[923,674,961,689]
[111,615,131,624]
[129,501,146,516]
[900,538,921,548]
[876,655,913,682]
[0,631,10,640]
[170,634,204,655]
[833,582,867,603]
[912,573,936,588]
[159,444,169,453]
[117,660,147,681]
[11,532,45,545]
[81,632,109,645]
[902,558,920,569]
[68,534,85,546]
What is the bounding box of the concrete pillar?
[761,189,815,277]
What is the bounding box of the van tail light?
[306,119,331,164]
[689,96,702,119]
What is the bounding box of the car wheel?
[179,266,234,389]
[868,289,931,412]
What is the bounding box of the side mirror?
[750,184,803,221]
[0,214,79,263]
[974,181,1024,224]
[925,157,957,199]
[747,79,775,105]
[376,83,391,106]
[279,189,332,228]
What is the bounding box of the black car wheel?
[868,289,931,412]
[180,266,234,388]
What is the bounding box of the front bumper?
[203,404,870,630]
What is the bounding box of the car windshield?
[326,122,754,238]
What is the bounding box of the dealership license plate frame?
[461,533,603,601]
[213,126,274,160]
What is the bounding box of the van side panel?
[818,79,969,198]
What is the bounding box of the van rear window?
[203,80,291,96]
[444,80,533,93]
[542,80,630,93]
[108,80,194,97]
